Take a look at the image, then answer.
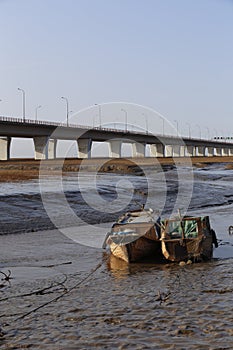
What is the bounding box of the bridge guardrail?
[0,115,231,143]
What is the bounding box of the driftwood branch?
[0,270,13,289]
[0,274,68,302]
[13,262,103,322]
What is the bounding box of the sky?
[0,0,233,156]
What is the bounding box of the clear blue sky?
[0,0,233,140]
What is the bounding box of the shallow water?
[1,163,233,349]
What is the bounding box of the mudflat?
[0,156,233,182]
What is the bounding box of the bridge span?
[0,116,232,160]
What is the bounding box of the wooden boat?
[103,209,218,263]
[102,208,163,263]
[160,215,218,262]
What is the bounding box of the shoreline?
[0,156,232,182]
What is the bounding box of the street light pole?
[196,124,201,139]
[61,96,69,126]
[35,105,42,121]
[205,127,210,140]
[18,87,26,121]
[142,113,148,134]
[121,108,128,132]
[174,120,178,136]
[186,122,191,138]
[159,116,164,136]
[95,104,102,128]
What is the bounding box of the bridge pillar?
[179,146,185,157]
[0,137,11,160]
[165,145,173,157]
[132,142,145,157]
[33,136,49,160]
[206,147,214,157]
[149,144,164,157]
[185,146,194,157]
[222,148,229,156]
[229,149,233,156]
[215,148,222,156]
[173,145,180,157]
[109,140,121,158]
[77,138,92,158]
[48,139,57,159]
[195,146,205,156]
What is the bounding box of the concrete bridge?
[0,115,233,160]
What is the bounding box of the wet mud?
[1,162,233,349]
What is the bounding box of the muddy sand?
[0,156,233,182]
[0,213,233,349]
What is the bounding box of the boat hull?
[104,213,217,264]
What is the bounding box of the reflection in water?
[105,253,130,279]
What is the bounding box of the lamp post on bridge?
[35,105,42,121]
[196,124,201,139]
[61,96,69,126]
[159,116,165,136]
[95,104,102,128]
[205,127,210,140]
[17,87,26,122]
[142,113,148,134]
[174,120,178,136]
[213,128,218,140]
[121,108,128,132]
[186,122,191,138]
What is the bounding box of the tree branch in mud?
[0,275,68,302]
[0,270,13,287]
[11,262,103,323]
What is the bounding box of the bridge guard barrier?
[0,137,11,160]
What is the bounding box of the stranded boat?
[102,208,218,263]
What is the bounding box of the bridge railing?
[0,115,229,142]
[0,115,152,136]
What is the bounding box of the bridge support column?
[185,146,194,157]
[206,147,214,157]
[215,148,222,156]
[0,137,11,160]
[179,146,185,157]
[229,149,233,156]
[33,136,49,160]
[196,146,205,156]
[77,138,92,158]
[222,148,229,156]
[109,140,121,158]
[47,139,57,159]
[149,144,164,157]
[149,144,157,157]
[165,145,173,157]
[132,142,145,157]
[173,145,180,157]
